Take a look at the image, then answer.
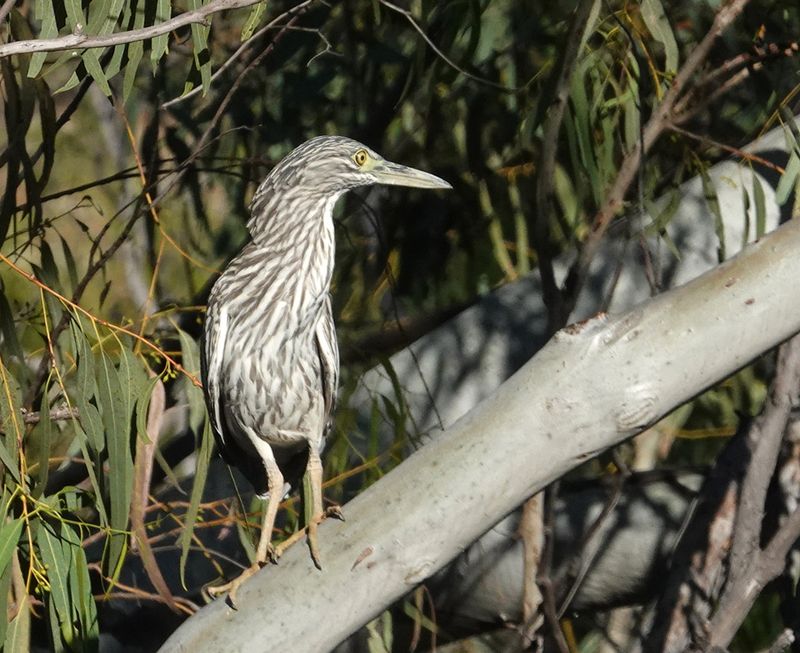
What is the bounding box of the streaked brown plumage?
[201,136,450,594]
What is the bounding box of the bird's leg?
[305,444,325,569]
[208,444,283,608]
[256,460,284,565]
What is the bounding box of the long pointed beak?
[371,160,452,190]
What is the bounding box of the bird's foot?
[207,563,260,609]
[270,505,344,569]
[307,504,344,569]
[325,504,345,521]
[206,545,278,609]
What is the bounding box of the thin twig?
[0,0,16,31]
[19,406,79,425]
[161,0,319,109]
[0,253,200,387]
[378,0,528,93]
[668,124,786,174]
[535,0,598,333]
[705,334,800,649]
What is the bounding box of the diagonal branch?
[160,215,800,653]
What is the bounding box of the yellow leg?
[305,445,325,569]
[208,444,283,608]
[255,457,284,565]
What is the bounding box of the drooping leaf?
[123,0,147,103]
[62,523,99,649]
[0,359,22,485]
[776,150,800,206]
[179,420,212,588]
[94,350,133,575]
[33,383,53,498]
[81,0,127,96]
[0,284,24,369]
[700,168,725,262]
[38,524,73,649]
[177,327,204,434]
[188,0,212,95]
[28,0,58,78]
[150,0,172,70]
[4,594,30,653]
[0,518,24,581]
[241,1,267,41]
[752,173,767,239]
[641,0,679,75]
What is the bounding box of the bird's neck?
[246,187,342,312]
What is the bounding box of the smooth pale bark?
[160,214,800,653]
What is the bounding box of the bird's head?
[248,136,451,240]
[264,135,452,195]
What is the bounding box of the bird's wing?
[315,295,340,430]
[200,300,229,449]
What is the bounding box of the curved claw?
[325,505,345,521]
[206,562,263,609]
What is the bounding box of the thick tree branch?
[161,214,800,652]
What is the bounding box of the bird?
[201,135,451,596]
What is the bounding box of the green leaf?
[241,1,267,41]
[4,595,30,653]
[94,350,133,574]
[0,518,24,580]
[58,234,80,294]
[63,0,85,31]
[39,240,59,287]
[38,525,73,648]
[0,360,22,485]
[0,284,24,369]
[179,420,212,588]
[776,150,800,206]
[177,327,204,434]
[33,385,53,498]
[188,0,212,95]
[150,0,172,70]
[61,523,99,648]
[641,0,679,75]
[123,0,147,104]
[752,173,767,239]
[28,0,58,77]
[0,556,12,644]
[34,78,57,196]
[701,168,725,262]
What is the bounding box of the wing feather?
[315,295,339,433]
[200,301,229,450]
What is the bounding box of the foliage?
[0,0,798,650]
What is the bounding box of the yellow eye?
[353,149,368,166]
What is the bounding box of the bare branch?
[378,0,528,92]
[563,0,752,317]
[0,0,270,59]
[0,0,16,30]
[160,0,319,109]
[705,335,800,649]
[535,0,598,332]
[20,405,79,425]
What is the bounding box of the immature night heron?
[201,136,450,592]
